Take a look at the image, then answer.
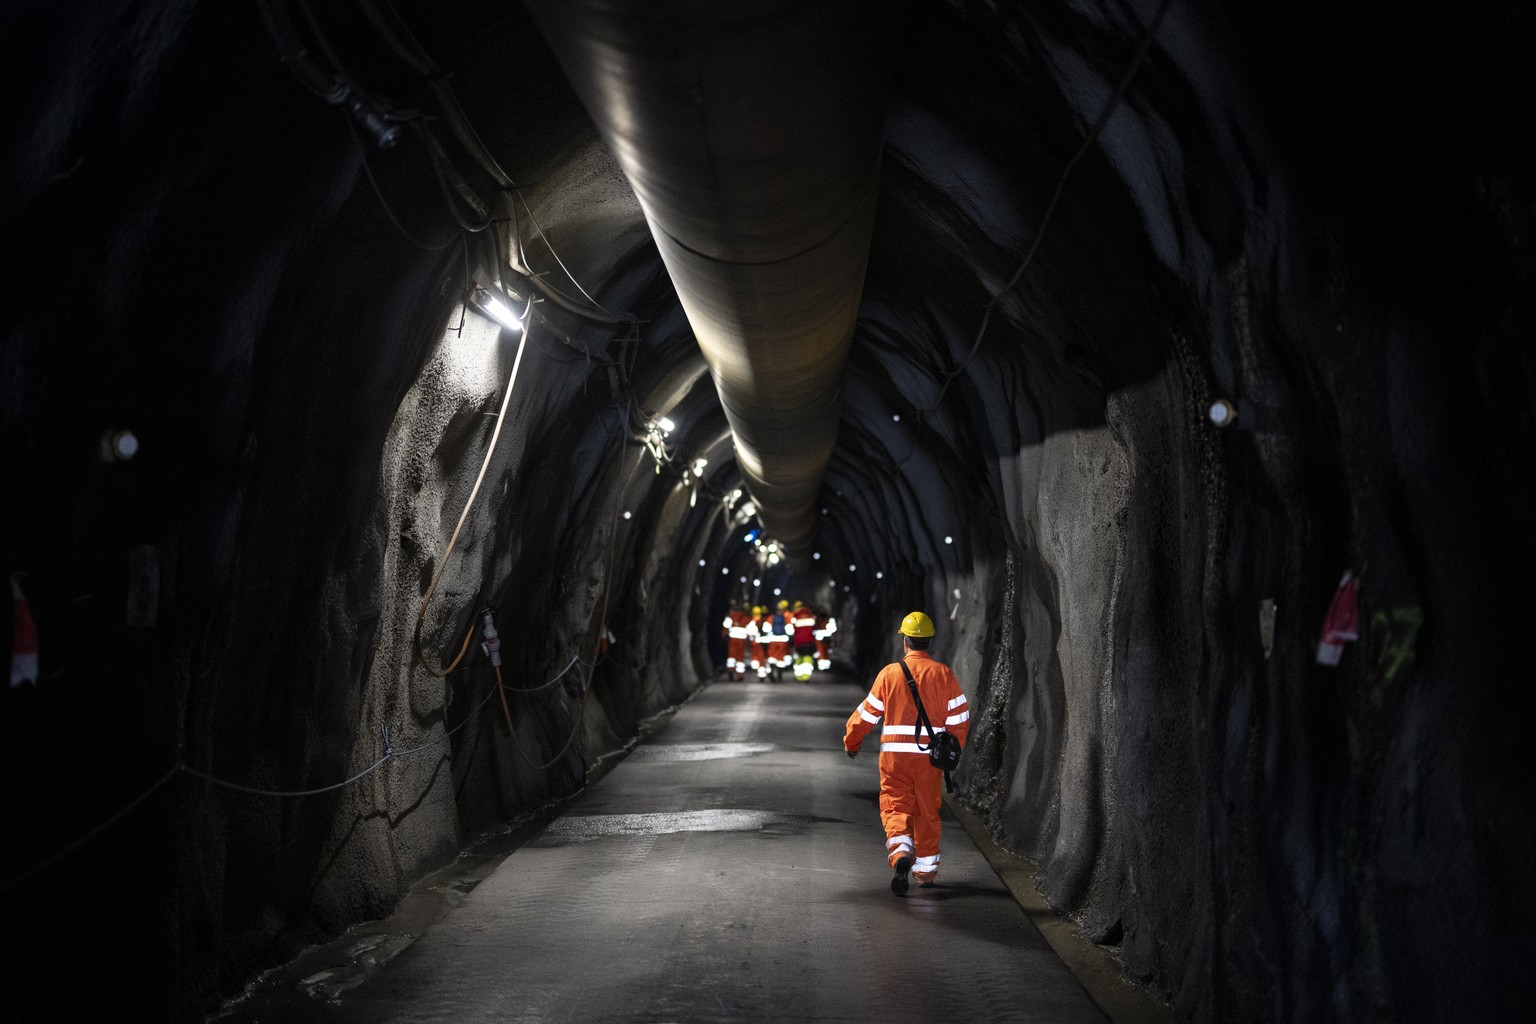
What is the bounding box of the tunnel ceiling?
[3,1,1534,1022]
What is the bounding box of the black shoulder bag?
[898,659,962,792]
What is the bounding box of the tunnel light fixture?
[773,587,782,596]
[848,564,856,572]
[944,535,953,545]
[657,415,677,435]
[740,502,756,519]
[892,414,901,422]
[740,576,748,583]
[768,554,780,566]
[813,552,820,560]
[100,429,139,462]
[469,283,529,334]
[875,571,883,580]
[623,510,632,520]
[1208,398,1236,428]
[692,457,708,474]
[721,567,729,575]
[699,559,707,567]
[743,529,759,543]
[753,578,762,587]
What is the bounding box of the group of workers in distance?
[725,603,971,895]
[721,599,837,681]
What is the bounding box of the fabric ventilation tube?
[525,0,896,554]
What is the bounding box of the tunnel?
[2,0,1534,1020]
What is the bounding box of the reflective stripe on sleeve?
[947,695,968,710]
[945,711,970,726]
[864,693,884,711]
[859,708,880,724]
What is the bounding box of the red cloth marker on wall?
[10,573,38,687]
[1316,570,1359,667]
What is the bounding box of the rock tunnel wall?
[2,1,1534,1022]
[836,3,1536,1022]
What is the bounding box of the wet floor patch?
[533,808,845,844]
[625,742,776,762]
[295,933,417,1002]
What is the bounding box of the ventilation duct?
[526,0,894,553]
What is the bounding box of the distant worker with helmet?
[813,606,836,671]
[722,604,753,681]
[748,605,769,679]
[766,600,793,681]
[790,600,818,680]
[844,611,970,895]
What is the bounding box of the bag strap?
[897,659,939,751]
[899,659,956,793]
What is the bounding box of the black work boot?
[891,856,914,896]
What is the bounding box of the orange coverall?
[765,610,792,671]
[844,652,970,883]
[722,609,752,679]
[749,612,769,676]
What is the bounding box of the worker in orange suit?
[844,611,970,894]
[813,605,835,671]
[722,604,753,681]
[767,599,793,681]
[789,600,818,680]
[748,605,769,679]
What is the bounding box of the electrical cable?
[3,268,642,895]
[413,297,535,677]
[416,122,495,233]
[358,0,520,190]
[0,767,180,898]
[184,753,391,799]
[515,193,619,317]
[346,117,462,251]
[520,445,646,771]
[257,0,347,102]
[919,0,1176,414]
[498,653,587,694]
[262,0,494,251]
[0,639,595,898]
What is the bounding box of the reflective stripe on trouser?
[879,754,944,869]
[794,647,815,679]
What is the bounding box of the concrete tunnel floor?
[215,679,1133,1023]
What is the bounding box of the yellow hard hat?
[777,599,789,610]
[753,605,765,615]
[898,611,935,638]
[793,600,804,609]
